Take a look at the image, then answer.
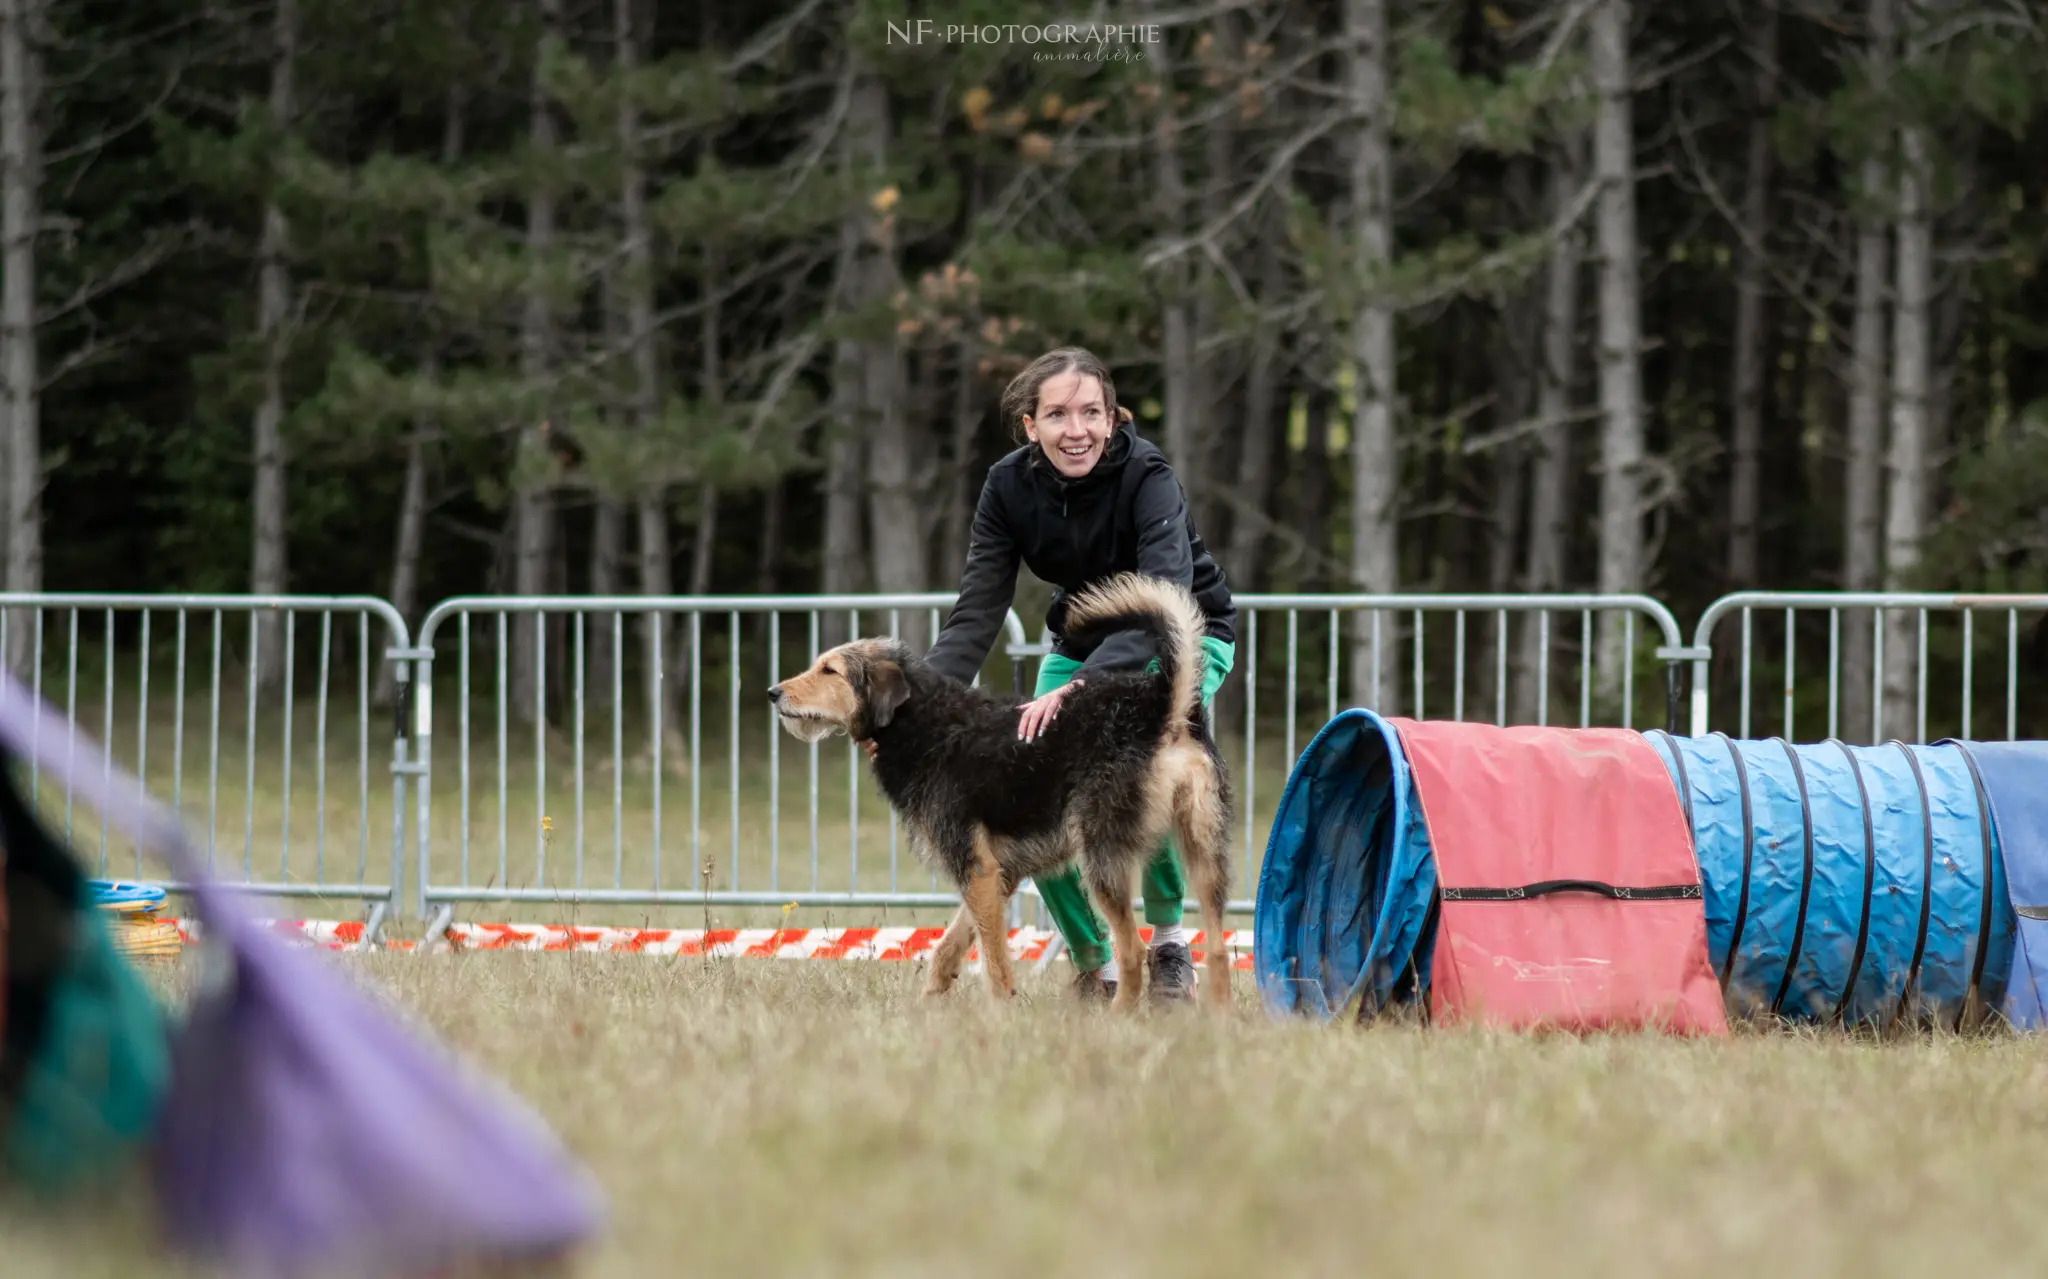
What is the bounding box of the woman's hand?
[1016,681,1081,742]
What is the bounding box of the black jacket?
[924,422,1235,685]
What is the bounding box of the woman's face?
[1024,372,1114,478]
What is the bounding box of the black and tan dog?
[767,574,1234,1011]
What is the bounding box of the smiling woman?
[915,345,1238,1004]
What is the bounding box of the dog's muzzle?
[767,684,840,743]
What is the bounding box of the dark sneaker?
[1071,967,1116,1002]
[1147,943,1196,1004]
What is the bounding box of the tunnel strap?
[1768,739,1820,1018]
[1440,881,1702,902]
[1891,740,1938,1028]
[1949,742,2003,1032]
[1714,733,1758,993]
[1824,739,1879,1025]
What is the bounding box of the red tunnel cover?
[1389,719,1727,1035]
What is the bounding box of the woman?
[918,346,1236,1003]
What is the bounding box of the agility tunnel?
[1640,731,2015,1029]
[1255,712,2048,1032]
[1254,712,1726,1033]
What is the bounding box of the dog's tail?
[1061,573,1208,739]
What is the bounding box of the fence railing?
[399,591,1686,929]
[405,594,1031,931]
[0,593,414,942]
[1688,592,2048,743]
[16,586,2035,942]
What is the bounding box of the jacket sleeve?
[1078,464,1196,676]
[924,473,1022,686]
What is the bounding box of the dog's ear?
[861,657,911,730]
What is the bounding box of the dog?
[766,573,1234,1011]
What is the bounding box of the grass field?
[9,956,2048,1279]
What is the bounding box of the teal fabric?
[2,878,170,1193]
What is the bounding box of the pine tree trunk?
[1486,257,1536,715]
[1225,191,1289,595]
[382,427,429,685]
[820,66,868,648]
[1214,205,1286,742]
[1189,9,1243,540]
[822,333,865,646]
[377,89,464,709]
[1483,158,1540,718]
[249,0,296,695]
[588,497,623,705]
[1841,0,1893,743]
[1518,137,1586,726]
[1293,388,1332,590]
[511,0,561,726]
[847,67,926,644]
[1882,74,1933,741]
[755,479,783,595]
[1345,0,1400,715]
[637,494,684,770]
[1590,0,1645,703]
[1726,0,1780,589]
[688,235,720,600]
[0,0,41,675]
[1150,13,1202,508]
[942,335,981,590]
[615,0,681,764]
[688,484,717,594]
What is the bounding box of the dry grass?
[10,956,2048,1278]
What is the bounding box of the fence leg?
[360,900,388,951]
[420,903,455,950]
[1655,646,1711,736]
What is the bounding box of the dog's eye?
[822,664,836,676]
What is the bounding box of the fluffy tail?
[1061,573,1208,740]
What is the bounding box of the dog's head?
[767,640,913,743]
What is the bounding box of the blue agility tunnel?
[1642,732,2015,1029]
[1252,709,1436,1021]
[1946,741,2048,1029]
[1256,714,2045,1032]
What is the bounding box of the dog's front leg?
[922,904,975,998]
[962,831,1016,1001]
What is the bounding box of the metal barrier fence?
[405,591,1686,928]
[38,586,2039,938]
[1688,592,2048,743]
[405,595,1031,932]
[0,593,414,940]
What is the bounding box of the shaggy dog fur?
[767,574,1234,1011]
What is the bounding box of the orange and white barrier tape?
[168,919,1256,968]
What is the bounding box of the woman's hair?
[999,346,1125,442]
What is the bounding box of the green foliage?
[1919,403,2048,592]
[17,0,2048,617]
[1394,35,1587,166]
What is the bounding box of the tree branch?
[35,227,187,326]
[1139,112,1345,270]
[1670,102,1844,341]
